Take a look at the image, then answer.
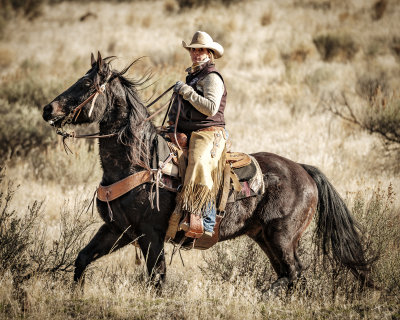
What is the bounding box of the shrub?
[0,62,65,109]
[363,89,400,146]
[0,99,55,160]
[391,36,400,60]
[200,237,275,292]
[356,73,389,101]
[260,10,273,26]
[0,174,42,280]
[305,67,333,94]
[0,168,97,284]
[164,0,179,13]
[27,140,101,186]
[371,0,387,20]
[176,0,242,9]
[0,0,45,21]
[324,89,400,158]
[349,184,400,296]
[313,33,359,62]
[0,0,44,38]
[366,36,388,57]
[293,0,331,11]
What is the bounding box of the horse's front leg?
[74,223,132,284]
[138,225,166,289]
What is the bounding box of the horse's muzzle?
[42,102,65,127]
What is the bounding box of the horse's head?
[43,52,112,128]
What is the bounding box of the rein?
[56,83,175,142]
[55,80,179,212]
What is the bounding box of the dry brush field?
[0,0,399,319]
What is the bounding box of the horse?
[42,52,374,291]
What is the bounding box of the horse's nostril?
[43,104,53,120]
[43,101,64,121]
[44,104,52,112]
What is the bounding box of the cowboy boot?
[184,213,204,238]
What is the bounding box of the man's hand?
[174,81,184,93]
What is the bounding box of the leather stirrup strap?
[218,163,231,213]
[230,169,242,192]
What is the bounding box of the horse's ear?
[97,51,103,69]
[91,52,96,66]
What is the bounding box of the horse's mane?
[108,59,156,169]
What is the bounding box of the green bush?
[0,62,65,109]
[391,36,400,60]
[350,184,400,296]
[176,0,242,9]
[356,73,389,101]
[0,168,97,284]
[0,61,71,161]
[313,33,359,62]
[363,90,400,146]
[27,140,101,186]
[0,0,44,38]
[0,0,45,21]
[0,99,55,160]
[0,173,42,280]
[325,90,400,150]
[200,237,274,292]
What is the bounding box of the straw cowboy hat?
[182,31,224,59]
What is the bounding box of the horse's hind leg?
[261,225,300,292]
[250,231,282,277]
[74,223,132,283]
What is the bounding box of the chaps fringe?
[175,147,226,216]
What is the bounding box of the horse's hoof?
[268,277,290,296]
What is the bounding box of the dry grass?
[0,0,399,318]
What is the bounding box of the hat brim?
[182,40,224,59]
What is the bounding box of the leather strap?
[97,171,151,202]
[226,152,251,168]
[230,169,242,192]
[196,126,224,132]
[218,163,231,213]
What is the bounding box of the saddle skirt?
[154,134,265,204]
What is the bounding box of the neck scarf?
[188,57,210,74]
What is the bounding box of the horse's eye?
[83,79,92,87]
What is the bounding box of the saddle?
[157,132,265,250]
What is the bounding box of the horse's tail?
[301,164,376,287]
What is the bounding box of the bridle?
[55,72,175,144]
[52,69,183,215]
[60,73,112,127]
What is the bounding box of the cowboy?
[166,31,227,239]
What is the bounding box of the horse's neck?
[98,135,135,185]
[97,91,153,185]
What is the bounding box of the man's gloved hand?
[174,81,184,93]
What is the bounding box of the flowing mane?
[109,60,156,169]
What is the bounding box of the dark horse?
[42,52,373,291]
